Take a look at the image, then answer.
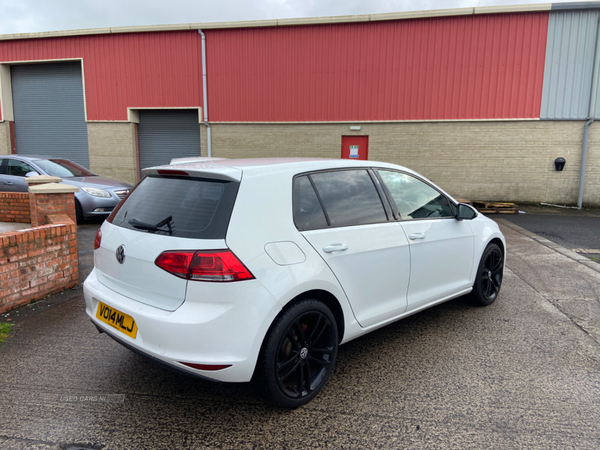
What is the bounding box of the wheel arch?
[489,237,505,256]
[252,289,345,382]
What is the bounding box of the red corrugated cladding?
[0,31,202,121]
[207,12,549,121]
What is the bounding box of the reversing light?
[155,250,254,282]
[94,229,102,250]
[179,361,232,371]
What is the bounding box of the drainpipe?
[198,29,212,158]
[578,16,600,209]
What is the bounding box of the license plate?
[96,301,138,339]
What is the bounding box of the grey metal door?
[11,62,90,168]
[137,110,201,174]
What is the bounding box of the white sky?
[0,0,588,35]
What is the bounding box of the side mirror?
[25,171,39,177]
[456,203,477,221]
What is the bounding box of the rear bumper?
[83,268,282,382]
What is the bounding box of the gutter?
[578,14,600,209]
[198,29,212,158]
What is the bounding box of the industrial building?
[1,2,599,206]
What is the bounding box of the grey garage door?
[138,110,201,173]
[11,62,90,168]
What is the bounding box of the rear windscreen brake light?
[155,250,254,282]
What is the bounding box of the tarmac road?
[0,220,599,449]
[499,205,600,258]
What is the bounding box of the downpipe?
[578,118,594,209]
[199,29,212,158]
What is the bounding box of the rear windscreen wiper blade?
[128,216,174,235]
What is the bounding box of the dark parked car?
[0,155,132,223]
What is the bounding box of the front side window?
[7,159,37,177]
[309,170,387,227]
[378,170,455,220]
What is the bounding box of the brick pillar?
[25,177,79,227]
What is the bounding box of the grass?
[589,257,599,261]
[0,322,13,345]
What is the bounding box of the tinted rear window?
[109,176,239,239]
[309,170,387,227]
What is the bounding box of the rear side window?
[293,176,328,231]
[109,176,239,239]
[307,170,387,228]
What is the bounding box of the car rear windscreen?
[108,175,239,239]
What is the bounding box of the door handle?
[4,181,13,185]
[322,243,349,253]
[408,233,426,241]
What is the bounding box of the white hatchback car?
[84,158,505,408]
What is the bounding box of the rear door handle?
[4,181,13,185]
[322,243,349,253]
[408,233,425,241]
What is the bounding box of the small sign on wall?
[341,136,369,160]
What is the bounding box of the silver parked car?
[0,155,132,223]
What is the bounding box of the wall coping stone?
[25,175,63,185]
[29,183,79,194]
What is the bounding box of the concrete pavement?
[0,221,599,449]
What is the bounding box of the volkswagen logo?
[116,245,126,264]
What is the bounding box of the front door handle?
[323,243,349,253]
[408,233,426,241]
[4,181,13,185]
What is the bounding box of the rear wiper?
[128,216,174,236]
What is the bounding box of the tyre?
[470,243,504,306]
[75,200,84,224]
[255,299,338,408]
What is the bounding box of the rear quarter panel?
[224,167,359,342]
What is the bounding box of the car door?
[3,158,39,192]
[377,170,474,311]
[294,169,411,328]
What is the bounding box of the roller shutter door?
[138,110,201,172]
[11,62,90,168]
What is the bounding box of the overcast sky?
[0,0,587,35]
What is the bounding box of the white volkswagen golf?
[84,158,505,408]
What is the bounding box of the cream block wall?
[0,122,10,155]
[83,120,600,206]
[87,122,138,186]
[208,121,600,207]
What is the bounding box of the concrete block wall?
[0,121,9,155]
[87,122,138,186]
[208,121,600,207]
[0,192,30,223]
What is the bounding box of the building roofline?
[0,2,595,42]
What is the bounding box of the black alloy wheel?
[471,243,504,306]
[255,300,338,408]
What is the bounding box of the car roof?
[1,155,57,161]
[143,157,416,181]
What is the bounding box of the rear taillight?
[155,250,254,282]
[94,229,102,250]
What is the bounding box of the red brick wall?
[0,215,78,314]
[0,193,31,223]
[29,192,77,227]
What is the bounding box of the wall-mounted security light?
[349,126,361,131]
[554,157,565,171]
